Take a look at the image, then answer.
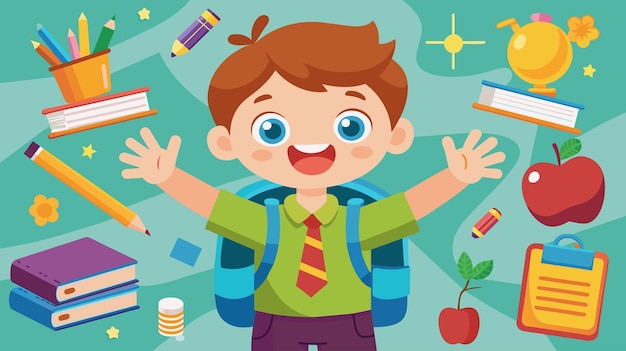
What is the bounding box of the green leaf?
[457,252,474,281]
[559,138,582,161]
[472,260,494,280]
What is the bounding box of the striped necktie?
[296,214,327,297]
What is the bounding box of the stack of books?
[9,237,139,330]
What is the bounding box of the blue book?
[9,283,139,331]
[472,80,584,135]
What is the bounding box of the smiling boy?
[119,15,505,351]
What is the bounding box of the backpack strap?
[346,198,372,287]
[253,198,280,289]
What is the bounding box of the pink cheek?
[351,146,373,159]
[251,149,273,161]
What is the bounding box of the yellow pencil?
[78,12,90,57]
[24,142,150,236]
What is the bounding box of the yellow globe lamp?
[497,13,573,97]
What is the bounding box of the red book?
[10,237,137,305]
[41,86,158,138]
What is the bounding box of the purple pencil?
[171,9,220,57]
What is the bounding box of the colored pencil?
[24,142,150,236]
[471,208,501,238]
[36,23,71,63]
[78,12,90,57]
[31,40,62,66]
[171,9,220,57]
[94,15,116,52]
[67,29,80,60]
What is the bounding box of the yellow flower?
[568,15,600,48]
[29,194,59,226]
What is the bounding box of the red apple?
[438,307,480,344]
[522,143,604,226]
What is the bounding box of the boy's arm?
[404,168,467,221]
[119,127,219,218]
[119,127,266,249]
[404,129,506,221]
[157,167,219,218]
[360,129,506,250]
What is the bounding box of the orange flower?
[29,194,59,226]
[568,15,600,48]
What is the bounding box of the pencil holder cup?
[49,49,111,103]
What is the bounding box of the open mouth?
[288,144,336,175]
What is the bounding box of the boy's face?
[208,72,414,189]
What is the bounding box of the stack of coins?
[158,297,184,337]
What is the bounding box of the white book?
[47,94,147,122]
[41,87,158,138]
[472,81,584,134]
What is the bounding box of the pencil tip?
[80,12,85,17]
[31,40,38,48]
[68,28,74,35]
[111,15,116,20]
[145,229,151,236]
[171,53,176,57]
[36,23,42,29]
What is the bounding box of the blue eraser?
[169,238,202,267]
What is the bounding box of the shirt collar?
[283,194,339,226]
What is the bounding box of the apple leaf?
[472,260,494,280]
[457,252,474,281]
[559,138,582,161]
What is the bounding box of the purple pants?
[251,311,377,351]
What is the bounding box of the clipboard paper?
[517,243,608,340]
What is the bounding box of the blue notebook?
[9,283,139,331]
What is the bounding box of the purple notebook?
[10,237,137,305]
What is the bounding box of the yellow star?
[583,64,596,78]
[138,8,150,20]
[106,326,119,339]
[82,144,96,159]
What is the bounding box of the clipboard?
[517,234,609,340]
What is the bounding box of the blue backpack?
[214,179,411,327]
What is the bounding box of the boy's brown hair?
[208,15,408,129]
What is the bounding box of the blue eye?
[252,113,290,146]
[333,110,371,143]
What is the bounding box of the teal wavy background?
[0,1,623,350]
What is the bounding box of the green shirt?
[206,190,419,317]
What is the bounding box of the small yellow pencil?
[78,12,90,57]
[24,142,150,236]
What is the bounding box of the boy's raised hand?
[119,127,182,184]
[442,129,506,184]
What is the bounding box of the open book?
[42,86,157,138]
[472,81,584,134]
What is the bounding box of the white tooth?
[294,144,329,153]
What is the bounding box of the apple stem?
[457,280,483,309]
[552,143,561,166]
[458,280,470,310]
